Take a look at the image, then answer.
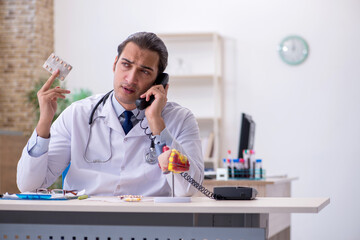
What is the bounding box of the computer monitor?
[238,113,256,159]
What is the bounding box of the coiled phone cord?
[135,112,156,141]
[180,172,223,200]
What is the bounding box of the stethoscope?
[83,90,158,165]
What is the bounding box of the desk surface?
[0,197,329,214]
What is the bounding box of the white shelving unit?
[158,33,223,168]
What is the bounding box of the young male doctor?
[17,32,204,196]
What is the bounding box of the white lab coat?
[17,94,204,196]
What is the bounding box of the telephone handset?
[135,73,169,110]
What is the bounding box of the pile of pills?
[42,53,73,81]
[118,195,142,202]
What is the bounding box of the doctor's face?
[113,42,159,110]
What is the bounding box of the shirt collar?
[111,92,145,119]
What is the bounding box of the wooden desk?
[196,177,298,239]
[0,197,329,240]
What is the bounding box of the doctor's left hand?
[158,148,171,173]
[141,84,169,135]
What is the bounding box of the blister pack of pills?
[42,53,73,81]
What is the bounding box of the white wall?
[54,0,360,239]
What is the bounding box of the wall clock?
[278,35,309,65]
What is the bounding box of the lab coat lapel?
[128,117,149,137]
[98,97,124,133]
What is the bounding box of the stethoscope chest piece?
[145,138,157,165]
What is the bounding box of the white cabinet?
[158,33,223,168]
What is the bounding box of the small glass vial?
[239,158,245,178]
[233,159,240,178]
[255,159,263,179]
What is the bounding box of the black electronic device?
[238,113,256,159]
[213,186,258,200]
[135,73,169,110]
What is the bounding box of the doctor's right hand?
[36,69,71,138]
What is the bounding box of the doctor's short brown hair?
[117,32,168,74]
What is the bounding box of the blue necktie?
[122,111,133,135]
